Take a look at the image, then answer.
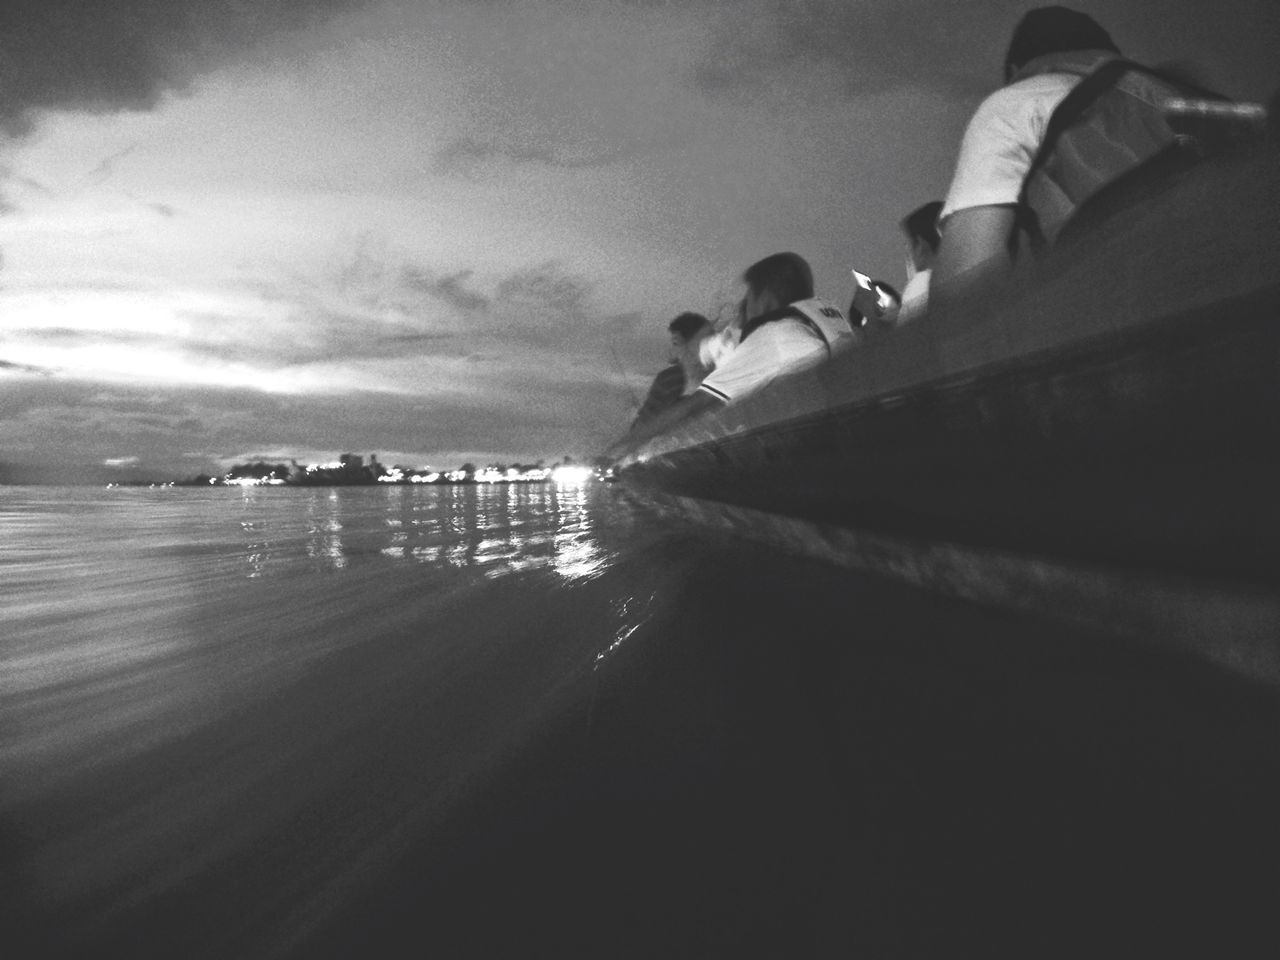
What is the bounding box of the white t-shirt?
[940,73,1081,222]
[697,316,830,404]
[698,326,739,372]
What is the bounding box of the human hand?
[850,281,886,323]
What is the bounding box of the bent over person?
[629,312,711,432]
[614,253,855,451]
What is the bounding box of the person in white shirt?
[846,201,939,335]
[931,7,1121,308]
[609,252,855,452]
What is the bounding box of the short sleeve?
[697,321,826,404]
[697,334,773,404]
[941,71,1086,225]
[940,87,1040,222]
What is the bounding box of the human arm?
[929,204,1019,311]
[630,366,685,430]
[849,278,898,328]
[931,82,1047,311]
[604,390,724,461]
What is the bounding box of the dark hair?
[742,252,813,306]
[901,200,944,252]
[667,311,710,341]
[1004,7,1119,82]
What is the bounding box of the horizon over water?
[4,483,1280,957]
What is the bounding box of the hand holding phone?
[850,268,891,322]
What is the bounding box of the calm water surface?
[4,483,1279,958]
[1,483,695,957]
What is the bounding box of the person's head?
[1003,7,1119,83]
[741,252,813,321]
[666,311,710,362]
[901,200,944,271]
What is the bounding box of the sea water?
[3,483,1279,958]
[0,482,699,957]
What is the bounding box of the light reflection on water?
[207,482,613,582]
[0,483,681,957]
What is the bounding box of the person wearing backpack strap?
[606,253,856,454]
[930,7,1200,310]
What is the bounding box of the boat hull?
[616,147,1280,682]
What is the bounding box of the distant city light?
[104,455,590,488]
[551,464,592,485]
[223,476,286,487]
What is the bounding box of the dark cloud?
[309,373,630,464]
[1,346,630,481]
[0,0,367,136]
[400,266,491,313]
[690,0,1007,100]
[689,0,1280,103]
[0,379,273,480]
[3,313,450,370]
[1,358,53,375]
[81,144,137,188]
[145,201,178,218]
[20,327,124,344]
[17,175,51,195]
[0,385,199,450]
[0,165,15,214]
[321,242,600,351]
[495,263,591,319]
[176,306,462,368]
[434,137,629,177]
[16,327,157,348]
[0,249,594,385]
[2,240,629,476]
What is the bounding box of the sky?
[1,0,1276,483]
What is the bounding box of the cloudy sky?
[1,0,1275,482]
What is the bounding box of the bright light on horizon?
[551,464,592,485]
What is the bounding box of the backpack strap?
[1017,60,1229,247]
[739,304,829,351]
[1021,59,1223,188]
[740,303,847,358]
[1024,60,1137,190]
[1017,59,1136,247]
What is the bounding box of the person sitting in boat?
[930,6,1210,310]
[896,200,943,324]
[629,312,711,432]
[847,199,938,334]
[614,252,856,450]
